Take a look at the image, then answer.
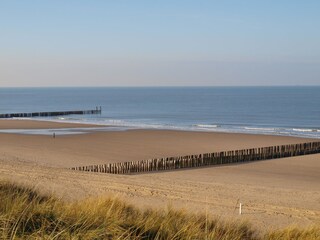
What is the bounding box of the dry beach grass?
[1,182,319,240]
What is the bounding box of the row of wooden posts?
[71,141,320,175]
[0,107,102,118]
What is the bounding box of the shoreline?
[0,119,319,139]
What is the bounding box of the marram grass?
[264,226,320,240]
[0,182,318,240]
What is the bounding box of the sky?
[0,0,320,87]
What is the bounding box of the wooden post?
[71,141,320,175]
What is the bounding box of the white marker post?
[239,203,242,215]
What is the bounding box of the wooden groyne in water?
[71,141,320,175]
[0,107,102,118]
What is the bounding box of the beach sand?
[0,120,319,232]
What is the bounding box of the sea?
[0,87,319,138]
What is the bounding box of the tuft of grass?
[0,181,318,239]
[0,182,256,239]
[264,226,320,240]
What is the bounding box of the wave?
[292,128,319,132]
[194,124,220,128]
[244,127,276,131]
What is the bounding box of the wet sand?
[0,119,101,129]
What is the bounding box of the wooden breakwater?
[0,107,102,118]
[71,141,320,175]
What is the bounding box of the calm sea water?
[0,87,319,138]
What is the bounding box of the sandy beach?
[0,119,319,232]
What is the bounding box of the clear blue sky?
[1,0,319,87]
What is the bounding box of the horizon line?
[1,85,320,88]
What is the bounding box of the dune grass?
[264,226,320,240]
[0,182,318,240]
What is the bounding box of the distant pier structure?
[0,106,102,118]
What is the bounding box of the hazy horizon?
[1,1,320,87]
[1,85,320,88]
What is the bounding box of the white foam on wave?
[292,128,319,132]
[0,117,33,121]
[244,127,276,131]
[194,124,220,128]
[104,119,125,124]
